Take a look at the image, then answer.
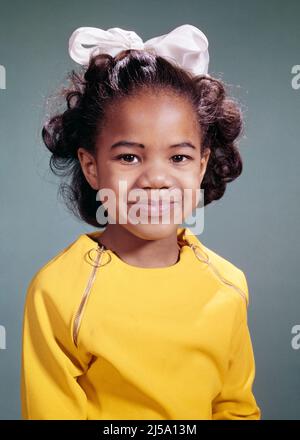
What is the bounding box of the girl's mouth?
[127,200,178,217]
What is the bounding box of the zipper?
[188,243,248,307]
[72,239,248,347]
[72,245,109,347]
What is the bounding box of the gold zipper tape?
[72,245,108,347]
[189,243,249,307]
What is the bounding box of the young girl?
[20,24,261,420]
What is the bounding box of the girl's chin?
[122,222,180,241]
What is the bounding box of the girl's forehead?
[110,90,192,111]
[102,92,199,132]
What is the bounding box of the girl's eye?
[171,155,193,163]
[115,154,193,165]
[116,154,139,164]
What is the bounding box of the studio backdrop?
[0,0,299,420]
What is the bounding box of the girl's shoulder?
[28,235,83,282]
[205,244,249,302]
[185,227,250,308]
[184,245,248,322]
[24,233,93,310]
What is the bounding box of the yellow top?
[20,226,261,420]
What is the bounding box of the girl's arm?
[20,277,90,420]
[212,275,261,420]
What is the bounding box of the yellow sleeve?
[20,276,89,420]
[212,284,261,421]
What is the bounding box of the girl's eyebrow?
[110,140,197,150]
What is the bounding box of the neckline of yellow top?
[73,227,211,347]
[78,227,248,306]
[73,226,248,347]
[79,226,209,274]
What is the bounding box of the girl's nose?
[136,161,175,190]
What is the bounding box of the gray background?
[0,0,299,420]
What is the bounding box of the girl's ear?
[77,147,99,190]
[199,148,211,181]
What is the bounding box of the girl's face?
[78,90,210,241]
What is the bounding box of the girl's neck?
[96,224,181,269]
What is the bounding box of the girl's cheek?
[181,174,201,191]
[180,176,204,219]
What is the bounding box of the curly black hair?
[42,49,244,227]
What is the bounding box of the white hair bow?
[68,23,209,76]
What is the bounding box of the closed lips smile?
[127,201,178,216]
